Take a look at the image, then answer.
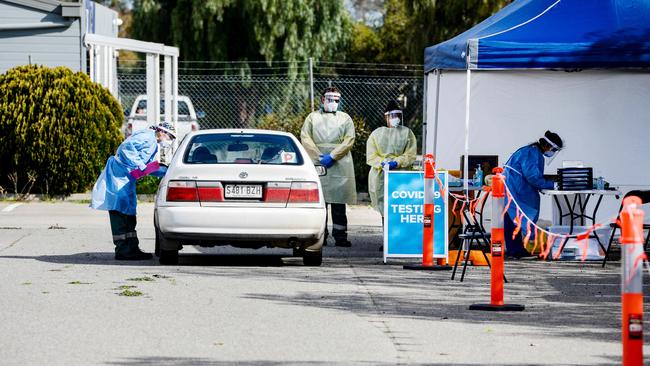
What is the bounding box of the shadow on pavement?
[104,356,618,366]
[0,252,295,267]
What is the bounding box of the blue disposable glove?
[150,165,168,178]
[319,154,335,168]
[388,161,398,170]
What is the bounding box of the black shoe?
[115,248,153,261]
[335,240,352,247]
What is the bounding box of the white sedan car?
[154,129,326,266]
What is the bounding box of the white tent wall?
[425,69,650,223]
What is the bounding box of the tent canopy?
[424,0,650,71]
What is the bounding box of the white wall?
[426,69,650,222]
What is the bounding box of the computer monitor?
[459,155,499,178]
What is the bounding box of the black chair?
[602,190,650,267]
[451,189,493,282]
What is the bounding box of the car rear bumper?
[157,206,326,249]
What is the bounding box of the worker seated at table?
[504,130,563,259]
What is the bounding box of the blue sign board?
[383,171,448,263]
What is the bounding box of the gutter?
[0,21,73,30]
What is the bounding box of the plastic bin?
[547,225,612,260]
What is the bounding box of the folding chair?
[451,189,493,282]
[602,190,650,267]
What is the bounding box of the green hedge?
[258,112,371,193]
[0,65,123,196]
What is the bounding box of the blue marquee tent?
[422,0,650,202]
[424,0,650,71]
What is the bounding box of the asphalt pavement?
[0,201,648,365]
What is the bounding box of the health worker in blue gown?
[90,122,175,260]
[503,130,563,259]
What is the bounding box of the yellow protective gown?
[366,126,417,216]
[300,110,357,204]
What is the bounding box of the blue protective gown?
[90,129,160,216]
[504,144,554,224]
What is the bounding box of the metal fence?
[117,60,425,151]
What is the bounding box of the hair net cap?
[385,100,401,113]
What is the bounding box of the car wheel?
[159,249,179,265]
[154,227,161,257]
[303,250,322,266]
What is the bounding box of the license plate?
[225,184,263,199]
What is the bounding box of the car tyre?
[303,250,322,266]
[160,249,179,265]
[154,227,161,257]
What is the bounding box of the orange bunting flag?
[542,234,555,260]
[523,220,532,249]
[552,236,567,260]
[502,192,512,220]
[451,198,460,218]
[512,209,523,239]
[434,171,446,198]
[576,232,590,262]
[531,227,540,255]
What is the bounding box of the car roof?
[135,95,191,101]
[189,129,295,139]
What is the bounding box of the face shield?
[542,136,561,165]
[384,110,403,128]
[322,92,341,113]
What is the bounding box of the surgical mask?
[322,92,341,113]
[544,149,558,166]
[160,139,172,148]
[323,101,338,112]
[385,109,403,128]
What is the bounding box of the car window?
[184,133,303,165]
[133,100,190,116]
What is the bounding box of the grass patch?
[68,281,92,285]
[48,224,66,230]
[118,289,143,297]
[127,276,154,282]
[152,274,171,279]
[116,285,137,290]
[21,281,32,285]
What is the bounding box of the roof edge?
[3,0,81,14]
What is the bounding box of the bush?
[0,65,123,196]
[258,111,371,193]
[136,176,162,194]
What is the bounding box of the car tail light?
[197,182,224,202]
[191,122,198,131]
[166,181,198,202]
[288,182,319,203]
[264,182,291,203]
[126,122,133,136]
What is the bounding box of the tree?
[132,0,351,72]
[131,0,352,126]
[402,0,513,64]
[345,0,512,65]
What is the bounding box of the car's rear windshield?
[184,133,304,165]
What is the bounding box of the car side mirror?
[197,111,206,119]
[315,165,327,176]
[124,108,130,117]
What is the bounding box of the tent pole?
[432,69,441,158]
[421,72,427,157]
[463,63,471,193]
